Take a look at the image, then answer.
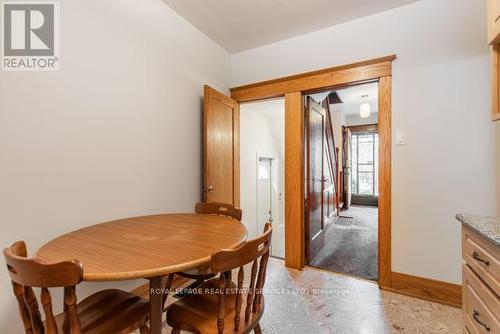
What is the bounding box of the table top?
[34,213,248,281]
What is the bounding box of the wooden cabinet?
[492,45,500,121]
[488,0,500,45]
[489,0,500,121]
[489,0,500,120]
[462,226,500,334]
[463,265,500,333]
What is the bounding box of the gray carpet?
[309,205,378,281]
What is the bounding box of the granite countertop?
[456,213,500,247]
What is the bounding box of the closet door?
[203,85,240,206]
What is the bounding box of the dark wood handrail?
[322,98,341,216]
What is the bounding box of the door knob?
[204,185,214,192]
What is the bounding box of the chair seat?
[166,279,264,334]
[50,289,149,334]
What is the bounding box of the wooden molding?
[491,45,500,121]
[233,100,241,206]
[233,56,395,284]
[487,0,500,45]
[230,55,396,102]
[347,123,378,133]
[386,272,462,308]
[284,92,305,269]
[378,77,392,288]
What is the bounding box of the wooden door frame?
[230,55,395,288]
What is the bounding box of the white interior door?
[257,156,284,258]
[257,158,272,234]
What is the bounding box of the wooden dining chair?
[176,202,243,282]
[166,223,272,334]
[4,241,150,334]
[195,202,243,221]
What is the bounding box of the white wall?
[240,101,285,257]
[0,0,229,332]
[230,0,497,284]
[496,122,500,215]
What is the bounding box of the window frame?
[351,132,378,196]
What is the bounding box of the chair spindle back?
[195,202,243,221]
[210,223,272,333]
[4,241,83,334]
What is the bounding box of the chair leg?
[162,273,175,311]
[254,323,262,334]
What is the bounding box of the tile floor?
[143,258,462,333]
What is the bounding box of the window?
[258,159,270,180]
[351,133,378,196]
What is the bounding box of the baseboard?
[384,271,462,308]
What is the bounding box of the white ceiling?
[308,82,378,115]
[335,82,378,115]
[162,0,421,52]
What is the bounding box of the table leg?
[149,276,163,334]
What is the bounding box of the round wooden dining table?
[34,213,248,334]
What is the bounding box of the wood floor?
[138,257,462,333]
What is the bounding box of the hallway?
[309,205,378,280]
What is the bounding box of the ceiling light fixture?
[360,95,370,118]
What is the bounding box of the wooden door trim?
[284,92,305,269]
[378,76,392,288]
[233,102,240,207]
[230,55,395,103]
[230,55,395,288]
[491,45,500,121]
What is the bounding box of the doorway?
[305,82,379,281]
[257,156,284,257]
[240,99,285,258]
[257,157,273,235]
[203,55,395,287]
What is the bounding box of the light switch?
[395,131,406,146]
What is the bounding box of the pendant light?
[360,95,371,118]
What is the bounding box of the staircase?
[321,97,341,216]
